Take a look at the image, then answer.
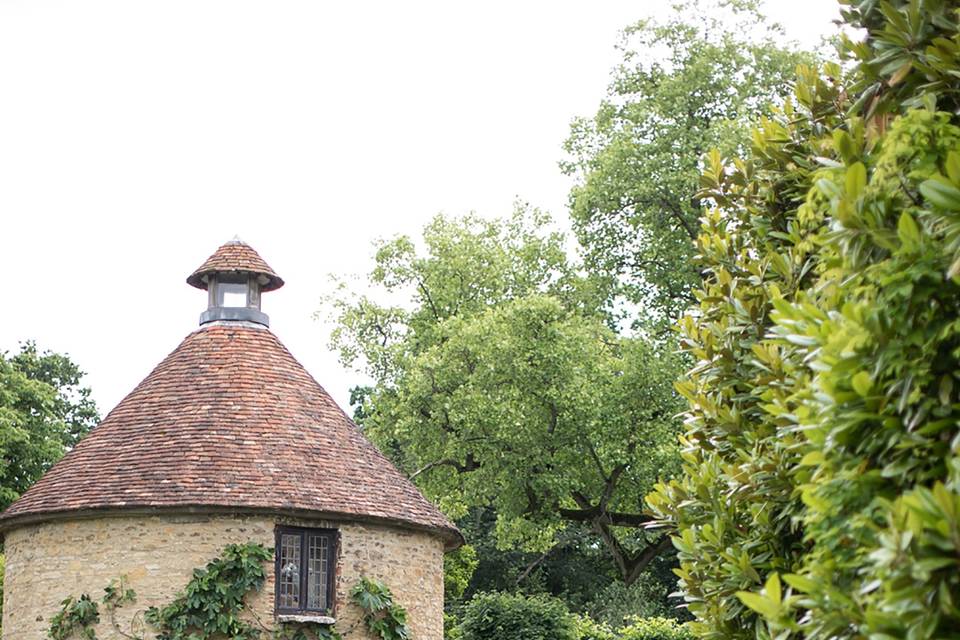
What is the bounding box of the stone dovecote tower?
[0,239,460,639]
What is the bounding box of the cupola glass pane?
[218,282,248,308]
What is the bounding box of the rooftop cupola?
[186,237,284,327]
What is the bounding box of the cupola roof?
[0,242,461,548]
[187,237,284,292]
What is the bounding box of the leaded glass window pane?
[276,527,336,615]
[307,535,329,610]
[279,533,301,609]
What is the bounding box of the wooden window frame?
[274,525,338,616]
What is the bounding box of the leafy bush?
[444,543,478,602]
[573,615,616,640]
[619,617,693,640]
[647,2,960,640]
[458,592,577,640]
[444,612,462,640]
[584,570,686,629]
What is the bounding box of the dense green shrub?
[458,592,577,640]
[648,2,960,640]
[584,570,688,629]
[573,615,616,640]
[619,618,694,640]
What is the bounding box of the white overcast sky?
[1,0,840,416]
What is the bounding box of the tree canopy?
[648,1,960,639]
[0,342,98,511]
[562,1,809,324]
[328,209,684,585]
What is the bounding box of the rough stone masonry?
[3,514,444,639]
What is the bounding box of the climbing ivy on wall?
[46,542,410,640]
[143,542,272,640]
[49,594,100,640]
[349,578,409,640]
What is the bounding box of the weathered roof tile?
[0,323,461,547]
[187,238,284,291]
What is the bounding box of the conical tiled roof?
[187,238,284,291]
[0,248,460,547]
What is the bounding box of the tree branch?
[623,536,672,586]
[516,544,563,586]
[558,507,654,528]
[408,455,479,480]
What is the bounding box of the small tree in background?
[0,342,98,510]
[648,1,960,639]
[327,210,685,587]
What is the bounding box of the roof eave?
[0,504,464,551]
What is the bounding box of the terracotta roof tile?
[187,239,284,291]
[0,323,461,547]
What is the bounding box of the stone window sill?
[277,614,336,625]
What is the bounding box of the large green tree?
[328,209,684,585]
[0,342,98,510]
[562,0,809,324]
[648,1,960,639]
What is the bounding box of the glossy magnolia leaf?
[897,212,921,248]
[847,162,867,198]
[945,151,960,184]
[782,574,816,593]
[735,590,780,619]
[920,176,960,210]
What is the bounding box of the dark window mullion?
[299,530,309,613]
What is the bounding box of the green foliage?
[458,592,577,640]
[619,617,694,640]
[0,342,98,510]
[144,542,273,640]
[573,615,616,640]
[101,578,137,609]
[443,612,462,640]
[583,571,686,629]
[449,506,686,630]
[48,595,100,640]
[327,209,683,584]
[648,2,960,640]
[349,578,409,640]
[562,0,810,324]
[838,0,960,118]
[456,593,688,640]
[48,576,138,640]
[444,544,478,603]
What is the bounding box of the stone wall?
[1,514,445,640]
